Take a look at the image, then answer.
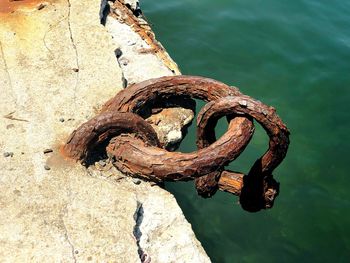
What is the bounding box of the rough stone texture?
[105,17,173,86]
[105,0,180,86]
[147,107,194,149]
[0,0,209,262]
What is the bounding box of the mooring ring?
[63,111,160,161]
[197,95,290,176]
[106,116,254,181]
[197,95,290,211]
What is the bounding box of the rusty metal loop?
[106,117,254,181]
[102,75,244,113]
[197,95,290,211]
[63,111,160,162]
[197,95,290,177]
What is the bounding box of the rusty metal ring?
[106,116,254,181]
[102,75,245,113]
[63,111,160,162]
[197,95,290,211]
[197,95,290,176]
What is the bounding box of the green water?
[141,1,350,262]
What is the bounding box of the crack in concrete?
[60,190,77,263]
[99,0,128,88]
[133,201,143,261]
[114,48,128,88]
[133,201,151,263]
[99,0,110,26]
[86,167,94,177]
[67,0,80,112]
[108,0,180,75]
[0,41,17,107]
[43,16,69,56]
[62,214,77,263]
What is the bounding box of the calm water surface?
[142,1,350,262]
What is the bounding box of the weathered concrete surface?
[0,0,209,262]
[106,0,181,85]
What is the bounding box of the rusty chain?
[63,75,290,212]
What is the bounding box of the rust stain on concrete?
[0,0,46,14]
[0,1,55,53]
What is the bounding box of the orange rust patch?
[0,0,46,14]
[47,148,77,169]
[45,141,78,170]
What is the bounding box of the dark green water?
[141,1,350,262]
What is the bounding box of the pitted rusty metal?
[196,95,290,211]
[63,75,290,212]
[197,95,290,176]
[106,117,254,181]
[101,75,256,198]
[62,111,160,162]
